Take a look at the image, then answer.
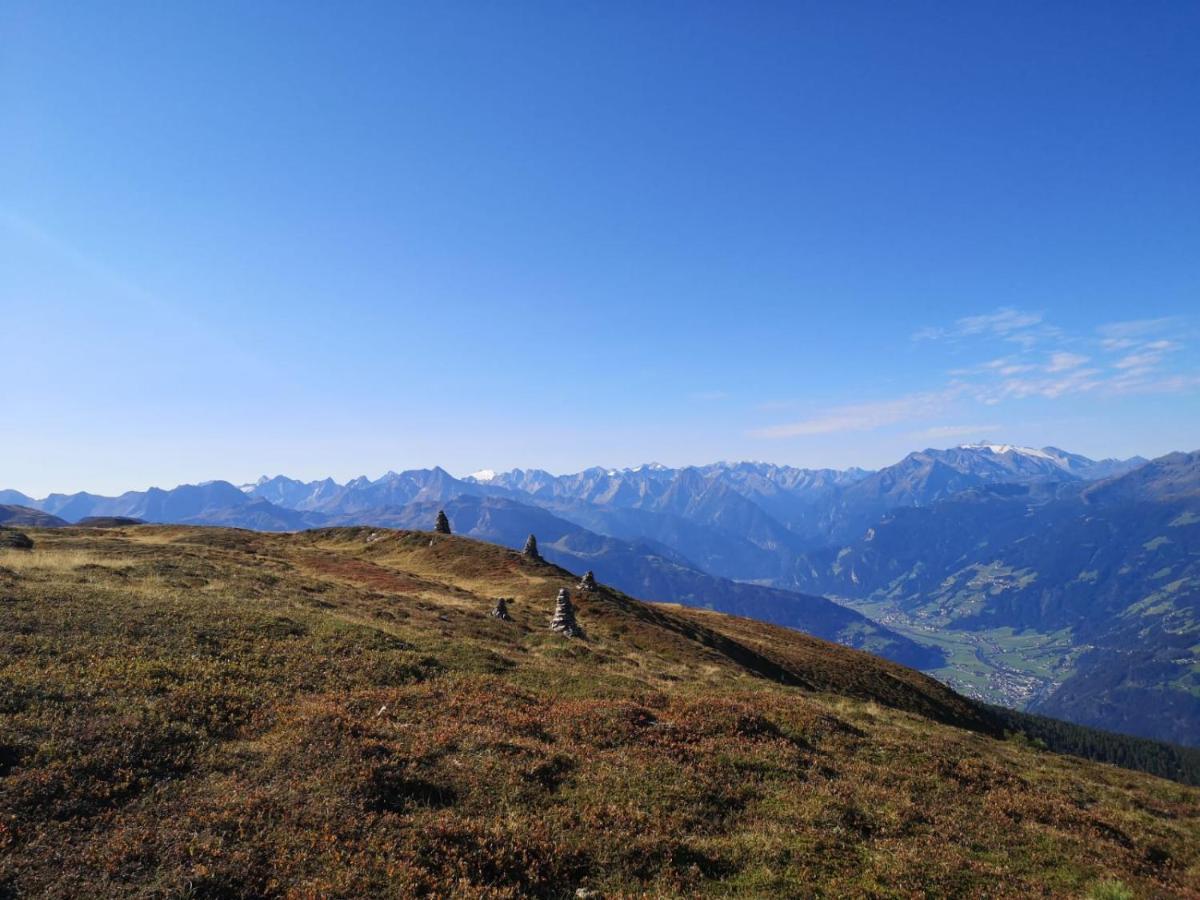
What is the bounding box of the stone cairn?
[490,597,513,621]
[434,510,452,535]
[578,570,597,592]
[522,533,541,560]
[0,528,33,551]
[549,588,583,638]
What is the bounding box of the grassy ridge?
[1,526,1197,897]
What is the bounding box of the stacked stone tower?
[522,533,541,560]
[548,588,583,637]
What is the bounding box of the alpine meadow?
[3,2,1199,897]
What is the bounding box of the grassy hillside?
[349,496,946,670]
[1,526,1197,897]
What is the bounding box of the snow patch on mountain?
[962,443,1056,461]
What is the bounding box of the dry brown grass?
[0,525,1196,898]
[0,547,130,573]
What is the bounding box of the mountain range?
[7,442,1198,745]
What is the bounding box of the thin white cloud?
[911,424,1002,440]
[1111,339,1179,371]
[1106,372,1200,396]
[1004,324,1064,349]
[754,307,1196,440]
[1101,337,1137,351]
[1097,317,1181,339]
[1000,363,1037,376]
[1046,352,1090,372]
[956,308,1044,336]
[1115,352,1161,370]
[982,368,1106,402]
[914,307,1043,342]
[751,389,961,438]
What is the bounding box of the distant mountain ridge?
[791,452,1200,745]
[7,444,1140,534]
[8,442,1190,745]
[240,474,341,510]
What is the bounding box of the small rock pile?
[549,588,583,638]
[434,510,452,535]
[0,528,33,551]
[490,597,512,620]
[522,533,541,560]
[578,570,597,592]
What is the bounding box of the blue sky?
[3,1,1198,495]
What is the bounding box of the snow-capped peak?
[239,475,271,493]
[632,462,669,472]
[960,442,1055,461]
[466,469,497,483]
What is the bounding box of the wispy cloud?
[1098,319,1186,352]
[750,388,962,438]
[979,317,1192,399]
[1113,340,1179,372]
[1098,317,1182,340]
[911,423,1002,440]
[979,368,1105,402]
[1045,351,1090,372]
[753,307,1197,439]
[914,307,1044,342]
[1111,373,1200,395]
[1115,352,1161,371]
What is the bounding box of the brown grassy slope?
[0,525,1197,898]
[297,528,989,723]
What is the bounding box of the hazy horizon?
[2,438,1183,500]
